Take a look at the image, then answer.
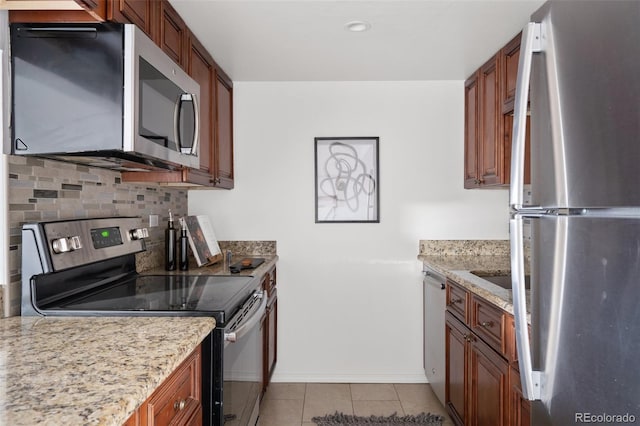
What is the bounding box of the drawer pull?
[174,399,186,411]
[448,297,463,306]
[481,321,494,328]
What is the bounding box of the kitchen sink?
[470,271,531,290]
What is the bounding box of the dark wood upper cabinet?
[158,0,187,67]
[15,0,237,189]
[464,53,505,188]
[464,32,530,189]
[464,73,480,189]
[502,32,522,114]
[478,53,503,187]
[188,34,215,180]
[214,69,234,189]
[108,0,155,38]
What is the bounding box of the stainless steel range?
[21,217,265,426]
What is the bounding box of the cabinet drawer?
[140,347,201,426]
[446,280,469,324]
[470,295,507,357]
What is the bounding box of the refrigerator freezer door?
[528,1,640,209]
[529,214,640,425]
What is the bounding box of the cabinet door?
[509,366,531,426]
[502,33,521,114]
[478,53,504,186]
[445,312,468,426]
[464,72,480,189]
[214,71,234,189]
[469,336,509,426]
[159,0,187,67]
[187,34,215,182]
[108,0,155,38]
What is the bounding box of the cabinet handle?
[480,321,494,328]
[214,177,221,184]
[174,399,186,411]
[447,297,462,306]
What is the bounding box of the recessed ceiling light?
[345,20,371,33]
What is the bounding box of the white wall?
[189,81,509,383]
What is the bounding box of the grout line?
[300,383,307,426]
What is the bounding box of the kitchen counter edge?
[418,254,531,321]
[0,315,215,426]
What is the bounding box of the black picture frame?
[314,137,380,223]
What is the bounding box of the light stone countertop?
[0,316,215,426]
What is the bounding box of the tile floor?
[259,383,454,426]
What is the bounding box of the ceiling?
[169,0,545,82]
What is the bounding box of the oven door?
[221,290,266,426]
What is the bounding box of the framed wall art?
[314,136,379,223]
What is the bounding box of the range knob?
[51,236,82,254]
[129,227,149,240]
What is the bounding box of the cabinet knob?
[480,321,494,328]
[174,399,186,411]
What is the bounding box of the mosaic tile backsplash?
[3,156,188,317]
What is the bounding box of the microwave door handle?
[174,93,199,156]
[173,94,181,153]
[189,93,199,157]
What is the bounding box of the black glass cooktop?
[39,274,258,325]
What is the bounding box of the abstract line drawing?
[315,137,379,223]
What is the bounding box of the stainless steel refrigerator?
[510,1,640,425]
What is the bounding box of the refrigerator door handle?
[510,22,541,211]
[510,215,541,400]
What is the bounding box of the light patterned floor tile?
[352,400,405,417]
[350,383,399,401]
[263,382,306,400]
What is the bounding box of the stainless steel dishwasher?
[423,266,446,406]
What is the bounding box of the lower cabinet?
[446,312,509,426]
[509,366,531,426]
[445,280,530,426]
[125,345,202,426]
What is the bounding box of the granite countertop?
[419,254,515,312]
[0,316,215,426]
[419,252,530,321]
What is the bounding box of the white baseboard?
[271,372,429,384]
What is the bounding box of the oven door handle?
[224,291,267,344]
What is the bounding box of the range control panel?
[34,217,148,271]
[90,227,123,249]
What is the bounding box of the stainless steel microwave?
[8,23,200,171]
